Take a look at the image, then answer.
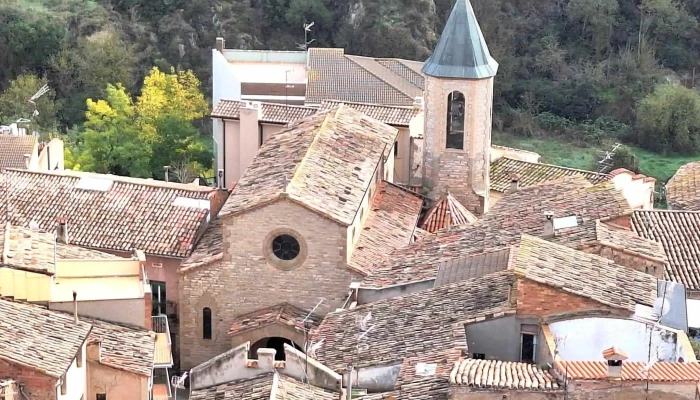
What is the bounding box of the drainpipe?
[222,118,227,189]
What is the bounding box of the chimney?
[543,211,554,237]
[215,37,225,53]
[445,210,452,231]
[72,291,78,324]
[510,173,520,192]
[240,102,262,178]
[23,154,30,169]
[257,348,276,372]
[602,346,627,378]
[163,166,170,182]
[56,217,69,244]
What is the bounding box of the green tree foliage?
[637,84,700,155]
[77,68,211,180]
[80,84,152,177]
[0,74,57,134]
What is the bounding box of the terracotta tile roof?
[512,235,657,311]
[376,59,426,88]
[219,105,398,225]
[311,271,515,371]
[0,222,126,274]
[211,100,317,124]
[228,303,320,336]
[0,135,36,170]
[88,319,155,376]
[179,219,223,272]
[413,227,433,242]
[595,220,667,263]
[450,358,561,391]
[420,193,476,233]
[666,161,700,210]
[190,373,340,400]
[555,361,700,382]
[348,182,423,275]
[631,210,700,290]
[0,169,221,257]
[490,157,610,193]
[306,48,421,106]
[0,298,91,377]
[319,100,420,127]
[434,247,512,286]
[362,177,631,288]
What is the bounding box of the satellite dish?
[653,297,671,317]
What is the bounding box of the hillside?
[2,0,700,181]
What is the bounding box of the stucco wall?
[179,199,363,369]
[87,361,149,400]
[50,298,146,327]
[57,342,87,400]
[422,75,493,214]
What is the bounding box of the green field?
[493,134,700,183]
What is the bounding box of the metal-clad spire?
[422,0,498,79]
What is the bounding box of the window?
[472,353,486,360]
[151,281,166,316]
[97,395,107,400]
[203,307,212,340]
[394,141,399,157]
[520,333,537,363]
[272,234,301,261]
[61,375,67,395]
[446,91,465,149]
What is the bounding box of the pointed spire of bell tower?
[422,0,498,79]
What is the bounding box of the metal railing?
[152,315,171,346]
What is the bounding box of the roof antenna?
[297,22,316,50]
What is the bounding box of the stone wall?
[179,198,362,370]
[422,75,493,214]
[0,359,56,400]
[581,245,665,278]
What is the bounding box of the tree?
[637,84,700,155]
[81,84,151,177]
[0,74,57,135]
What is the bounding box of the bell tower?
[421,0,498,214]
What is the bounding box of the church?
[179,0,654,371]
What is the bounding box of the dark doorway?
[249,337,303,361]
[151,281,166,316]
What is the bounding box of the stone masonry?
[422,75,494,214]
[179,198,363,370]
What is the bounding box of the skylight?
[75,177,113,191]
[553,215,579,230]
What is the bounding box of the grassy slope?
[493,134,699,182]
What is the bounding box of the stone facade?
[422,75,494,214]
[516,279,627,319]
[0,359,57,400]
[179,198,363,370]
[581,245,665,279]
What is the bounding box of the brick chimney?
[510,173,520,192]
[215,37,225,53]
[602,346,628,379]
[543,211,554,237]
[56,217,69,244]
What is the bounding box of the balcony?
[152,315,173,368]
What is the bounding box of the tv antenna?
[27,84,50,118]
[297,22,316,50]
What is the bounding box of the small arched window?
[446,91,465,149]
[203,307,212,340]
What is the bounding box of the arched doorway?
[249,337,303,361]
